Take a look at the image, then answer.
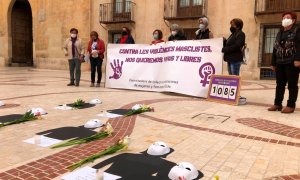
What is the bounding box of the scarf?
[71,37,77,58]
[120,35,128,44]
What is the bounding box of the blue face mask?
[153,34,159,40]
[199,24,206,30]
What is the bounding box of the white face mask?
[147,141,170,156]
[70,33,77,38]
[168,162,199,180]
[199,24,206,30]
[282,18,293,27]
[171,31,177,36]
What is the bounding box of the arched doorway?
[11,0,33,65]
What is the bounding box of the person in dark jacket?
[222,18,246,76]
[195,16,213,40]
[168,24,187,41]
[268,11,300,113]
[116,27,135,44]
[87,31,105,87]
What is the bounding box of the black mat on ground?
[0,114,23,123]
[58,103,95,109]
[36,126,97,140]
[106,109,131,115]
[93,150,204,180]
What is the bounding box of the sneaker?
[67,82,75,86]
[238,96,247,105]
[90,83,95,87]
[96,83,100,87]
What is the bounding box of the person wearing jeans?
[63,28,85,87]
[268,11,300,113]
[222,18,246,104]
[227,61,242,75]
[87,31,105,87]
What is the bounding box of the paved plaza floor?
[0,67,299,180]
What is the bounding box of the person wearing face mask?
[151,29,164,45]
[87,31,105,87]
[168,24,187,41]
[63,28,85,87]
[268,11,300,113]
[116,27,135,44]
[195,16,213,40]
[222,18,246,76]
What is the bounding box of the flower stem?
[67,143,125,171]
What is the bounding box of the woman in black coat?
[222,18,245,76]
[268,11,300,113]
[116,27,135,44]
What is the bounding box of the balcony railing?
[164,0,206,20]
[255,0,300,15]
[100,1,135,24]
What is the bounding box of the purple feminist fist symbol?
[109,59,124,79]
[199,62,215,87]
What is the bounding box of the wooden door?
[11,0,33,64]
[183,28,198,40]
[177,0,202,18]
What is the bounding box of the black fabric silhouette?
[93,150,204,180]
[0,114,23,123]
[36,126,97,140]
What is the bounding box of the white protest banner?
[105,38,223,97]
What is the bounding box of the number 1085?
[210,84,237,100]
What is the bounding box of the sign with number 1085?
[207,75,241,105]
[210,84,237,99]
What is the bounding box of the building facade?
[0,0,299,79]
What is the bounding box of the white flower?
[104,123,114,135]
[119,136,130,149]
[30,108,47,116]
[132,104,142,110]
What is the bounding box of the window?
[179,0,189,7]
[193,0,203,6]
[261,26,280,67]
[108,31,122,44]
[177,0,203,18]
[179,0,203,7]
[114,0,131,13]
[259,25,280,79]
[264,28,279,53]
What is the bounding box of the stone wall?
[0,0,298,79]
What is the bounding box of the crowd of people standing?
[63,11,299,113]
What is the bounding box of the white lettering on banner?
[105,39,223,97]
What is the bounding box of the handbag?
[241,43,249,65]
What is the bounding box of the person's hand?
[271,66,276,71]
[92,50,98,56]
[294,61,300,67]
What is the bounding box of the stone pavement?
[0,67,299,180]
